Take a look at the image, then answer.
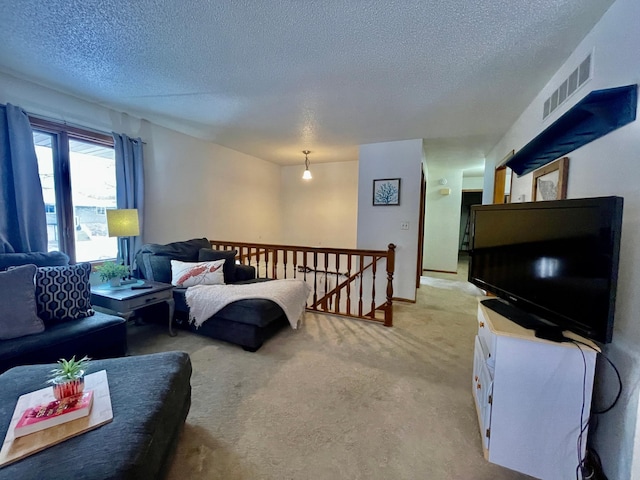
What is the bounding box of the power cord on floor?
[580,447,608,480]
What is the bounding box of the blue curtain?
[0,104,47,253]
[113,133,145,267]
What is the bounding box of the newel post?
[384,243,396,327]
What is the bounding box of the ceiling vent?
[543,53,592,120]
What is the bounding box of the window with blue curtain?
[29,117,118,263]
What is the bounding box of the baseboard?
[393,297,416,303]
[422,269,458,275]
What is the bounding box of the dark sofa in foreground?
[135,238,288,351]
[0,252,127,373]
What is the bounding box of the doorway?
[459,191,483,253]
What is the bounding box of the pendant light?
[302,150,312,180]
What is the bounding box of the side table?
[91,280,176,336]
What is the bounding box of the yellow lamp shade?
[106,209,140,237]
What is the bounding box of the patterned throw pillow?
[35,263,94,322]
[171,260,225,287]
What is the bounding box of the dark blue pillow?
[35,263,94,323]
[0,264,44,339]
[198,248,238,283]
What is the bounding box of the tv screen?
[468,196,623,344]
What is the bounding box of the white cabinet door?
[477,353,493,451]
[473,336,494,452]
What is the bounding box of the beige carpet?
[127,268,533,480]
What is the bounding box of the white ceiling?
[0,0,614,172]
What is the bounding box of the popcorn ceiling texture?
[0,0,614,165]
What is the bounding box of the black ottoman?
[0,351,191,480]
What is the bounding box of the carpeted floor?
[127,259,533,479]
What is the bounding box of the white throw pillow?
[170,259,225,287]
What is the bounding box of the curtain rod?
[27,112,147,144]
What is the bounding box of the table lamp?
[106,208,140,277]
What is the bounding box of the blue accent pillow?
[198,248,238,283]
[35,263,94,323]
[0,264,45,339]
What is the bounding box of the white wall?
[280,161,358,248]
[462,176,484,190]
[0,72,282,246]
[143,125,282,244]
[357,139,423,301]
[423,165,463,272]
[484,0,640,476]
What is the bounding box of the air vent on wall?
[543,54,592,120]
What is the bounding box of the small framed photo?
[532,157,569,201]
[373,178,401,206]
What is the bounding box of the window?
[31,118,118,262]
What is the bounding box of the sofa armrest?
[0,251,69,271]
[233,264,256,282]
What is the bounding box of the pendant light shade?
[302,150,312,180]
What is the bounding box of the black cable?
[571,339,623,414]
[571,341,588,480]
[568,339,621,480]
[587,447,609,480]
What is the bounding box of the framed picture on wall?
[532,157,569,201]
[373,178,401,206]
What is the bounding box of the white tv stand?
[473,300,599,479]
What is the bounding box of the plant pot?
[52,375,85,400]
[109,277,122,287]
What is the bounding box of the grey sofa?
[0,351,191,480]
[135,238,288,351]
[0,252,127,373]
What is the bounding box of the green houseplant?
[48,355,91,400]
[95,261,130,286]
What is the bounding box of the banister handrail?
[210,240,396,327]
[211,240,396,257]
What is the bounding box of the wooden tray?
[0,370,113,468]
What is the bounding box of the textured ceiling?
[0,0,614,170]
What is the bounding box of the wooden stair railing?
[210,240,396,327]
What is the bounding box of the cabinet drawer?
[473,337,493,401]
[122,289,173,310]
[473,336,484,393]
[477,305,496,371]
[473,336,494,452]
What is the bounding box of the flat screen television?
[468,196,623,344]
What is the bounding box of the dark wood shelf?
[507,84,637,176]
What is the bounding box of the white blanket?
[185,279,312,329]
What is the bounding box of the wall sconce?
[302,150,312,180]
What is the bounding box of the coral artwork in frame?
[373,178,401,206]
[532,157,569,201]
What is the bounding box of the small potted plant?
[95,261,130,287]
[48,355,90,400]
